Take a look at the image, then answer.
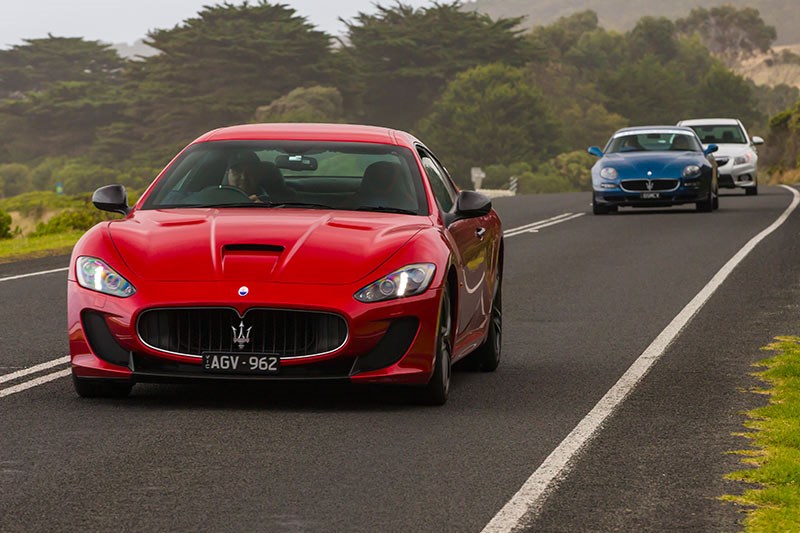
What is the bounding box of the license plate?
[640,192,661,199]
[202,353,280,375]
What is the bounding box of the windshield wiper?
[355,206,418,215]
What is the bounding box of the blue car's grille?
[620,179,679,192]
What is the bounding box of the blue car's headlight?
[354,263,436,303]
[599,167,618,180]
[76,256,136,298]
[683,165,701,178]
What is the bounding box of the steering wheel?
[198,185,253,203]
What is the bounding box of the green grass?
[0,230,83,263]
[723,337,800,531]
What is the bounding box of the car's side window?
[418,148,457,213]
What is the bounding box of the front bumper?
[716,161,757,189]
[69,279,442,386]
[593,180,711,208]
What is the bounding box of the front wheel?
[72,373,133,398]
[418,286,452,406]
[467,275,502,372]
[696,186,714,212]
[746,181,758,196]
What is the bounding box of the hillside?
[462,0,800,45]
[735,44,800,88]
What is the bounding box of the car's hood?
[600,152,704,179]
[108,209,430,284]
[701,143,751,158]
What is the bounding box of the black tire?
[467,275,502,372]
[418,286,453,406]
[696,186,714,212]
[72,373,133,398]
[713,186,720,210]
[593,194,616,215]
[746,184,758,196]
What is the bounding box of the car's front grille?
[620,179,679,192]
[137,308,348,359]
[714,157,730,167]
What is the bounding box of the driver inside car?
[226,162,267,202]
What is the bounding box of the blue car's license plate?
[203,353,280,374]
[640,192,660,199]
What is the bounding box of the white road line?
[0,368,71,398]
[0,356,69,385]
[0,267,69,283]
[482,184,800,533]
[504,213,584,238]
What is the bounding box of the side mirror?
[704,144,719,156]
[587,146,604,158]
[752,136,765,146]
[449,190,492,223]
[93,184,130,215]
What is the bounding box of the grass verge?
[723,336,800,531]
[0,230,82,264]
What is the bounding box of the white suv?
[677,118,764,195]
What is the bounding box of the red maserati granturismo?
[68,124,503,404]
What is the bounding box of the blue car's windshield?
[606,132,702,154]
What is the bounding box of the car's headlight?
[599,167,618,180]
[76,256,136,298]
[683,165,701,178]
[734,153,752,165]
[354,263,436,303]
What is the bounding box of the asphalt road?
[2,186,799,532]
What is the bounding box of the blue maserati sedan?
[588,126,719,215]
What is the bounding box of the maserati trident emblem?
[232,321,252,350]
[646,180,654,191]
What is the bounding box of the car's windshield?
[685,124,746,144]
[142,141,428,215]
[606,132,701,154]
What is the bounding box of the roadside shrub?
[0,209,12,239]
[31,208,111,236]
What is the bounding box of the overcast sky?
[0,0,434,48]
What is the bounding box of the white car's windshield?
[686,124,747,144]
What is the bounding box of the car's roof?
[613,126,695,137]
[677,118,741,126]
[194,123,420,148]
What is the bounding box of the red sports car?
[68,124,503,404]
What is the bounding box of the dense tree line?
[0,1,793,197]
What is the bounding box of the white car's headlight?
[354,263,436,303]
[599,167,618,180]
[76,256,136,298]
[734,153,752,165]
[683,165,701,178]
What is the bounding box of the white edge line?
[504,214,585,237]
[482,184,800,533]
[504,213,582,238]
[0,356,70,385]
[0,368,72,398]
[0,266,69,283]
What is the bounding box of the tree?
[0,36,125,97]
[123,1,335,160]
[254,86,344,123]
[0,163,32,198]
[692,63,764,126]
[677,6,777,67]
[628,17,679,62]
[417,63,559,186]
[341,2,527,130]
